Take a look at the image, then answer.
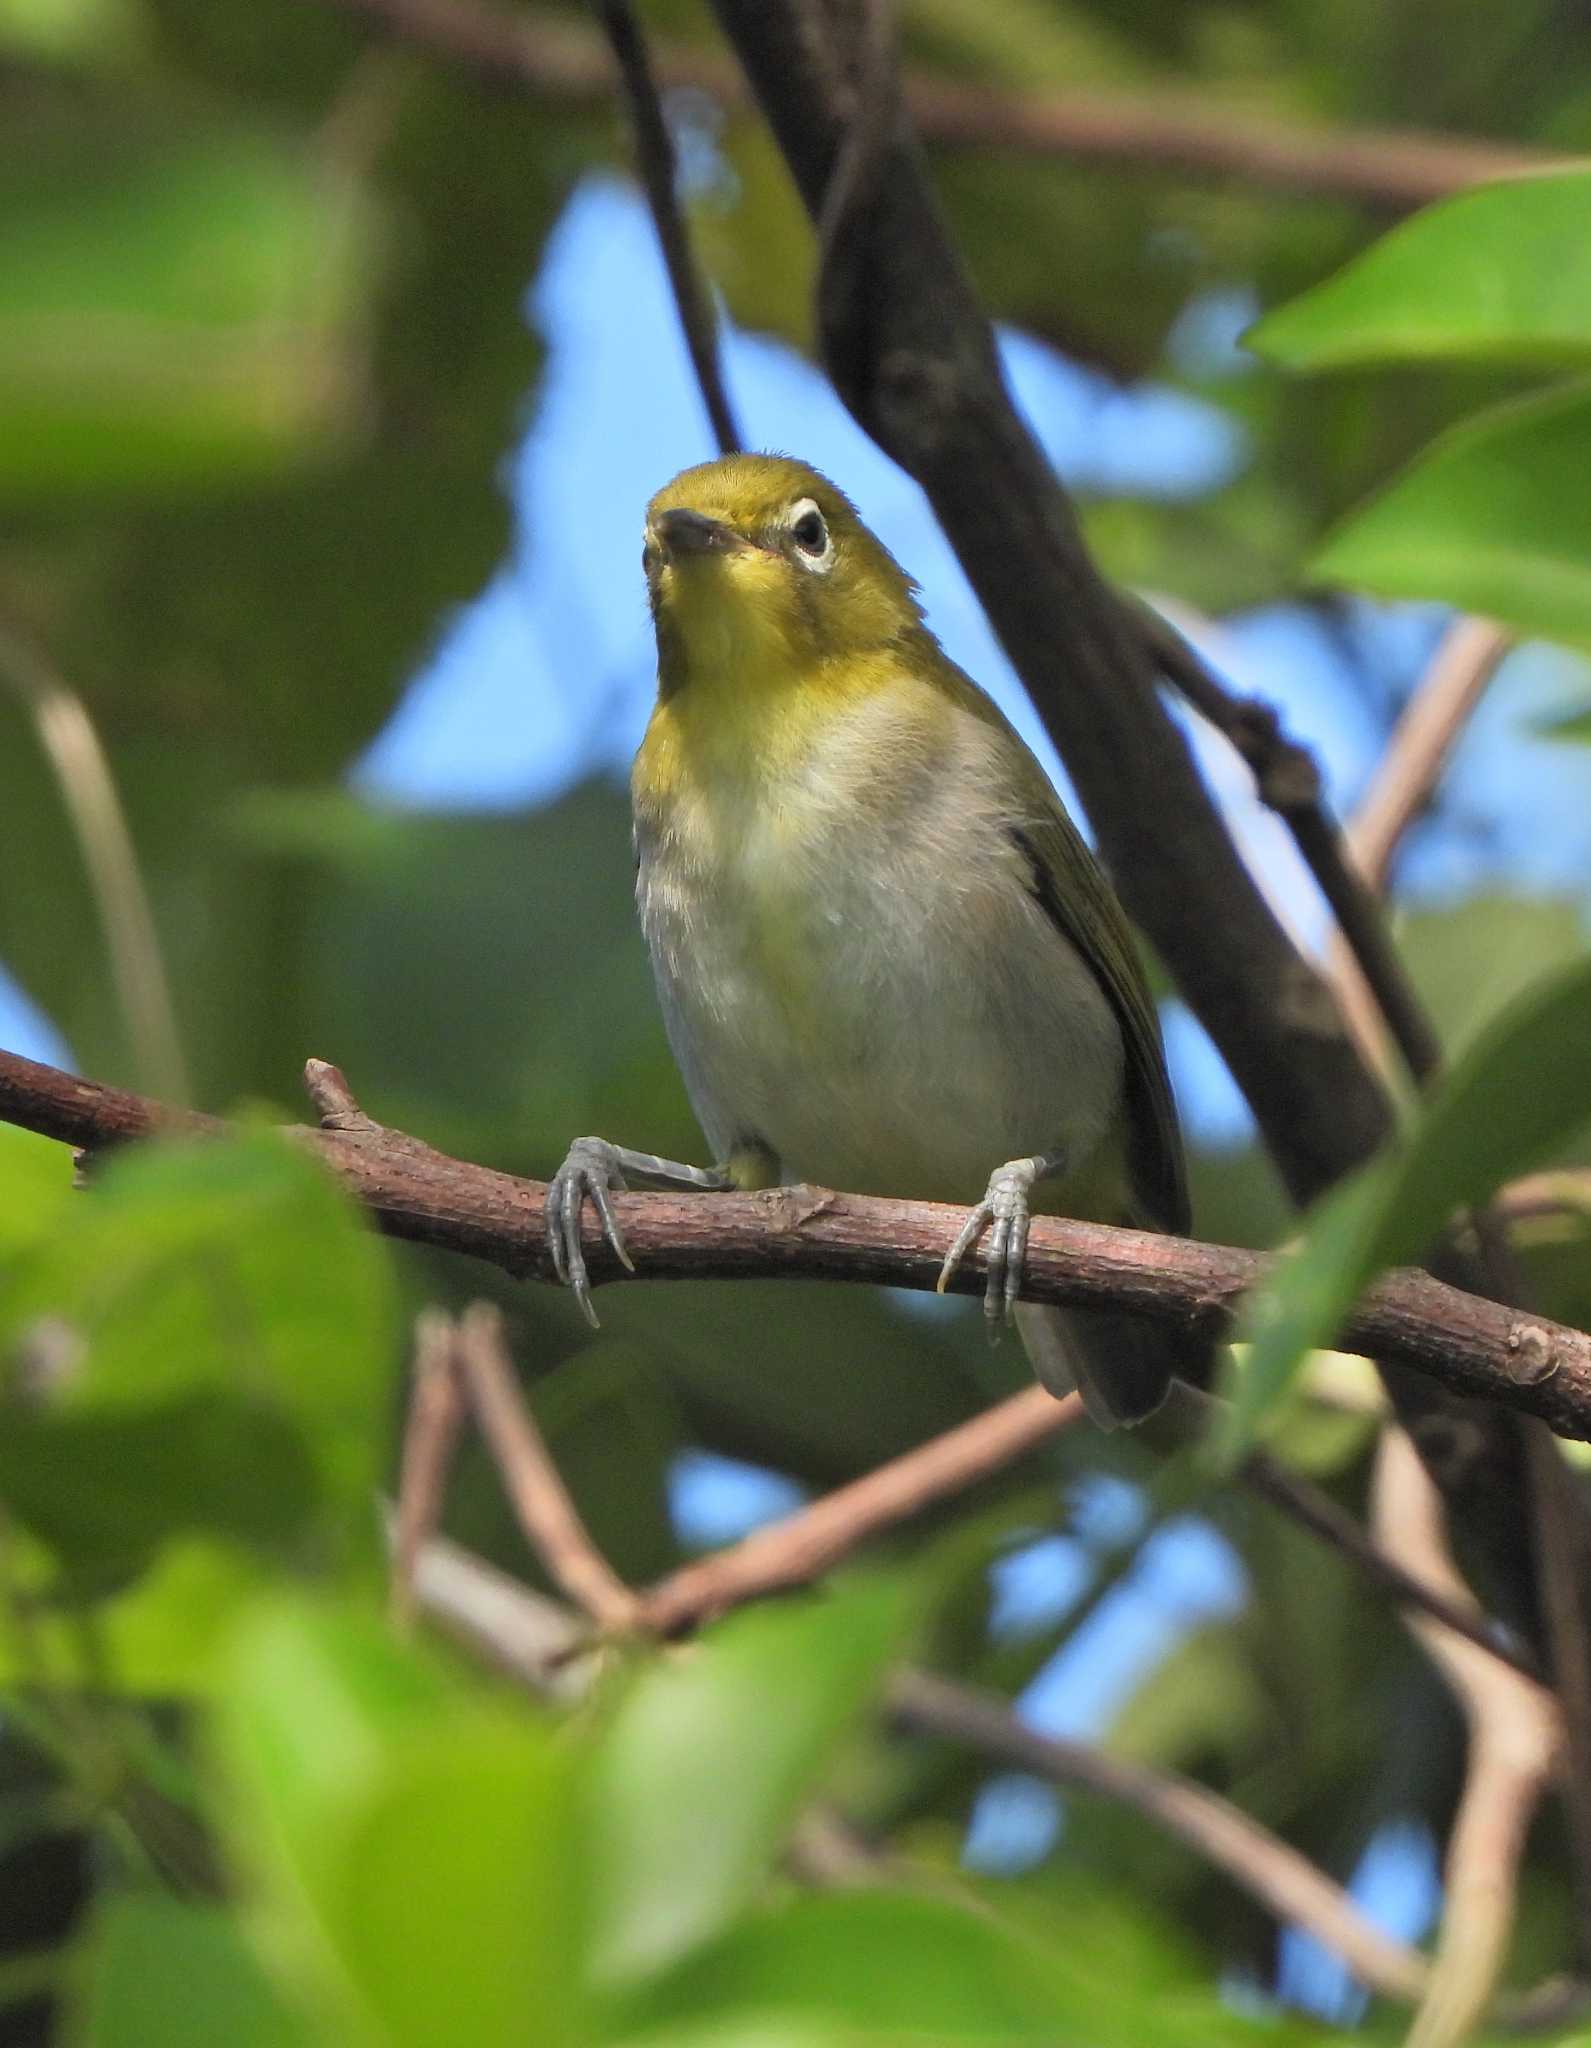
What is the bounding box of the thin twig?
[1140,606,1442,1084]
[1242,1449,1540,1683]
[2,1047,1590,1439]
[314,0,1562,210]
[390,1308,469,1628]
[451,1300,643,1631]
[1346,619,1513,893]
[393,1519,591,1695]
[394,1523,1429,2005]
[1372,1428,1561,2048]
[640,1385,1084,1636]
[889,1669,1430,2006]
[1328,619,1512,1074]
[0,623,189,1105]
[593,0,740,454]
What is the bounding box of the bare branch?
[1139,605,1443,1084]
[394,1527,1432,2005]
[316,0,1561,210]
[452,1300,642,1632]
[1347,619,1513,893]
[1372,1428,1561,2047]
[391,1307,468,1628]
[889,1669,1431,2006]
[640,1384,1084,1636]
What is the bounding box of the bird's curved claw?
[936,1156,1042,1338]
[545,1136,635,1328]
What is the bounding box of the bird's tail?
[1015,1299,1180,1430]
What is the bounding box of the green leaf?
[1220,952,1591,1457]
[217,1598,582,2048]
[584,1583,906,1992]
[1537,702,1591,742]
[73,1895,315,2048]
[626,1892,1069,2042]
[0,1132,394,1582]
[0,1538,267,1694]
[0,0,140,64]
[0,1121,73,1258]
[1249,169,1591,370]
[1311,381,1591,652]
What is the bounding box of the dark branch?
[593,1,741,455]
[1137,607,1445,1083]
[710,0,1390,1207]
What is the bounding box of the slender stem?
[0,625,189,1105]
[452,1301,642,1631]
[889,1669,1430,2005]
[594,0,741,454]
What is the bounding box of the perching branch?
[3,1044,1590,1440]
[316,0,1561,210]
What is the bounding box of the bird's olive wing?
[1010,807,1190,1235]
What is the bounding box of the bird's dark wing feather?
[1009,808,1190,1235]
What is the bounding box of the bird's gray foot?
[937,1151,1065,1335]
[545,1137,635,1328]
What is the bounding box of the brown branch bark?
[641,1385,1084,1635]
[451,1300,643,1631]
[3,1044,1590,1440]
[390,1306,468,1628]
[890,1668,1431,2006]
[316,0,1561,209]
[1373,1428,1562,2046]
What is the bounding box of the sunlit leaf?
[0,1133,394,1581]
[0,1121,74,1258]
[1220,952,1591,1457]
[583,1582,906,1990]
[1536,701,1591,742]
[217,1598,583,2047]
[627,1892,1070,2043]
[1311,383,1591,651]
[1249,169,1591,370]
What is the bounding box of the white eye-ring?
[786,497,835,572]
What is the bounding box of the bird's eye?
[789,500,829,558]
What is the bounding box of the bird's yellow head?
[643,455,924,697]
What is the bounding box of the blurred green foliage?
[3,0,1591,2040]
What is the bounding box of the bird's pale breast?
[633,680,1127,1207]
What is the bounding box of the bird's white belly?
[637,786,1124,1204]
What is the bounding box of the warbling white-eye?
[546,454,1190,1427]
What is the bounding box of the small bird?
[546,454,1191,1426]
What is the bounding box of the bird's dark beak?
[654,507,738,559]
